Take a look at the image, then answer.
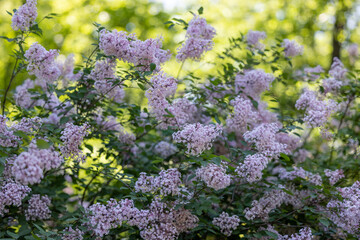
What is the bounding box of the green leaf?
[150,63,156,71]
[198,7,204,15]
[319,218,330,227]
[280,153,290,162]
[36,139,51,149]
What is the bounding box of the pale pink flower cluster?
[236,153,270,183]
[176,15,216,61]
[86,198,198,239]
[116,125,136,144]
[244,187,286,220]
[327,181,360,234]
[60,123,89,162]
[14,79,39,109]
[282,39,303,57]
[329,57,347,80]
[196,163,231,190]
[279,227,313,240]
[235,69,275,100]
[62,227,83,240]
[226,96,259,134]
[25,194,51,221]
[246,30,267,50]
[324,169,344,185]
[25,43,61,82]
[0,116,42,148]
[279,167,322,186]
[293,149,311,164]
[99,30,171,71]
[322,77,342,94]
[0,181,31,216]
[304,65,324,81]
[95,115,121,131]
[154,141,178,158]
[57,54,82,86]
[212,212,240,236]
[173,123,223,156]
[243,123,287,158]
[145,72,196,128]
[89,59,125,103]
[295,89,338,127]
[276,132,300,153]
[12,143,63,185]
[11,0,37,31]
[135,168,182,196]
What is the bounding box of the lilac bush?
[1,2,360,240]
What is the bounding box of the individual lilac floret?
[324,169,344,185]
[11,0,37,31]
[173,123,222,156]
[226,96,259,134]
[235,69,275,100]
[243,123,287,158]
[25,42,61,82]
[99,29,171,71]
[282,39,303,57]
[0,181,31,216]
[196,163,231,190]
[236,153,270,183]
[246,30,267,50]
[154,141,178,158]
[212,212,240,236]
[25,194,51,221]
[176,15,216,61]
[60,123,90,162]
[329,57,347,80]
[295,89,338,127]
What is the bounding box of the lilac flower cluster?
[235,69,275,100]
[86,198,198,239]
[279,227,313,240]
[281,39,303,57]
[329,57,347,80]
[60,123,89,162]
[154,141,178,158]
[322,77,342,94]
[304,65,324,81]
[14,79,40,109]
[176,15,216,61]
[135,168,182,196]
[295,89,338,127]
[244,187,286,220]
[57,54,82,86]
[236,153,270,183]
[88,59,125,103]
[327,181,360,234]
[25,194,51,221]
[99,30,171,71]
[243,123,287,158]
[212,212,240,236]
[12,143,63,185]
[226,96,259,134]
[196,163,231,190]
[173,123,223,156]
[0,116,42,148]
[62,227,83,240]
[25,43,61,82]
[11,0,37,31]
[324,169,344,185]
[246,30,267,50]
[278,166,322,186]
[0,181,31,216]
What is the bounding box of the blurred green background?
[1,0,360,102]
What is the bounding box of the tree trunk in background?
[331,0,349,65]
